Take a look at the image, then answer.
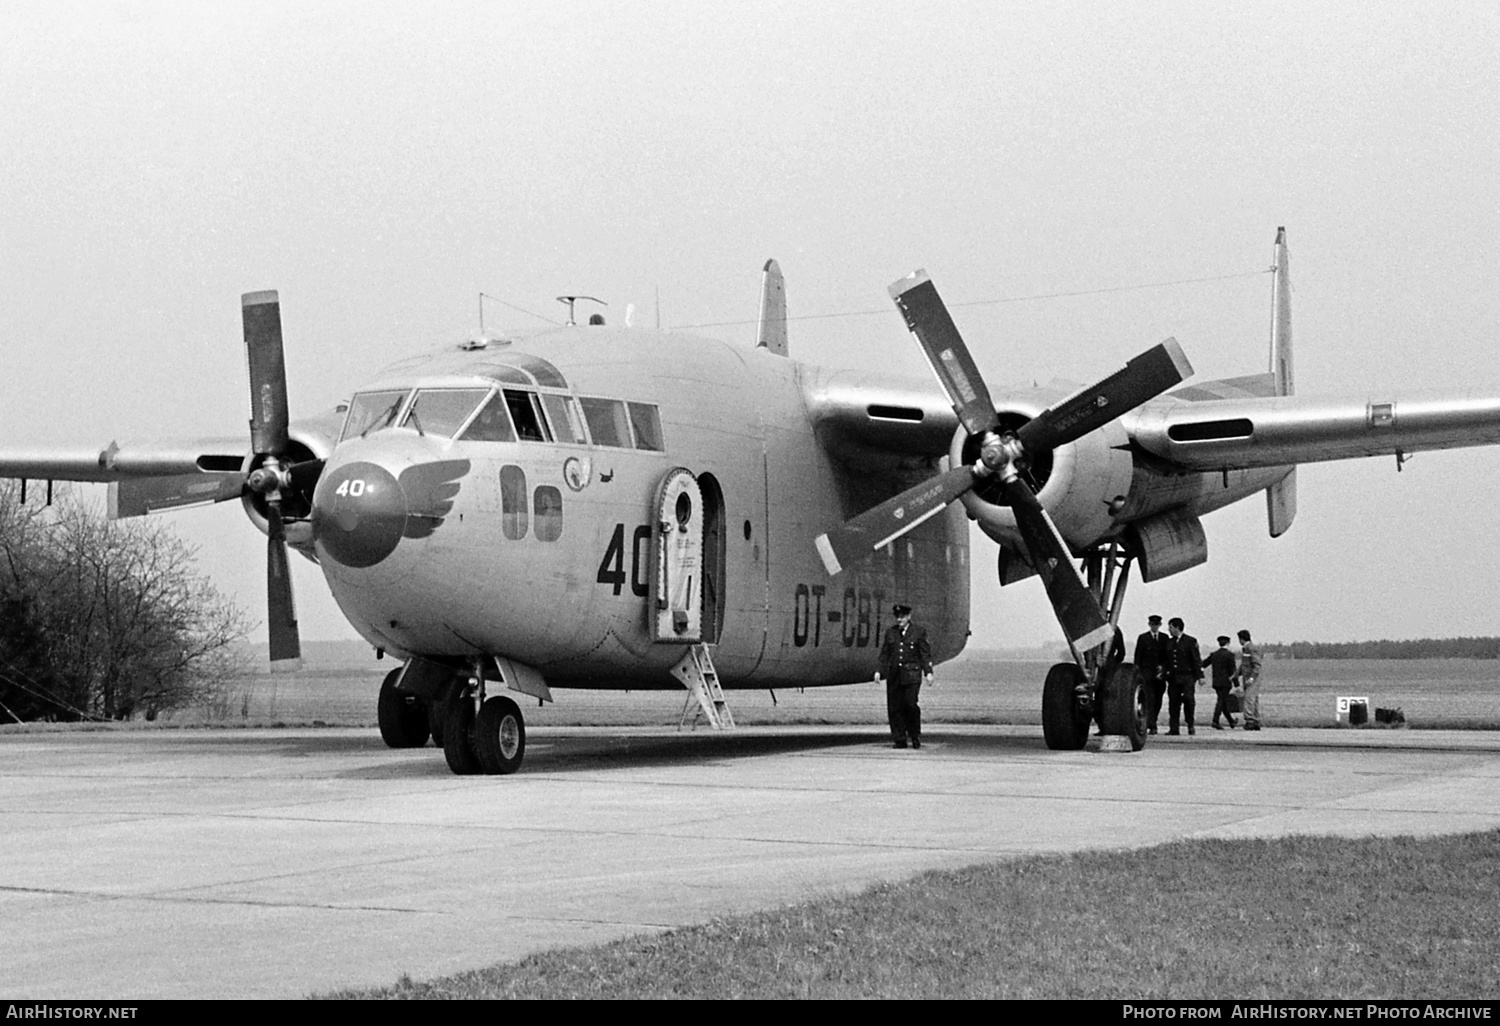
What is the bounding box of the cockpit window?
[401,388,491,439]
[540,394,585,445]
[579,397,631,448]
[461,392,517,442]
[341,390,409,441]
[504,389,551,442]
[627,402,664,451]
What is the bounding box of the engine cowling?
[953,398,1134,554]
[240,408,344,554]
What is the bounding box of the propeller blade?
[815,464,977,576]
[999,477,1113,651]
[243,290,290,456]
[889,271,1000,437]
[1016,338,1192,454]
[265,507,302,667]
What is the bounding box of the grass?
[325,830,1500,1000]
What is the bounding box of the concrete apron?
[3,724,1499,998]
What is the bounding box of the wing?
[0,438,250,516]
[0,438,248,483]
[1129,387,1500,469]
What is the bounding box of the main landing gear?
[377,663,528,775]
[1039,542,1147,752]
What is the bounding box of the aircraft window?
[461,392,517,442]
[627,402,664,451]
[342,390,409,441]
[504,390,551,442]
[500,465,528,539]
[579,397,631,448]
[534,486,563,542]
[540,394,586,445]
[402,388,491,439]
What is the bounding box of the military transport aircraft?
[4,228,1500,774]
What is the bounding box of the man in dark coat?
[1133,614,1171,735]
[1164,616,1203,735]
[1203,635,1239,729]
[875,603,933,749]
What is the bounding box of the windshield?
[402,388,491,439]
[341,390,409,441]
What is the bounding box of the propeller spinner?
[814,271,1192,653]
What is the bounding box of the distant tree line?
[0,483,248,722]
[1264,638,1500,660]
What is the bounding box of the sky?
[2,1,1498,650]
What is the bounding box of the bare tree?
[0,483,248,721]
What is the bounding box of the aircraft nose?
[312,461,407,568]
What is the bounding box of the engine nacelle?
[955,399,1134,555]
[239,408,344,554]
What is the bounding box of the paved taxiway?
[4,723,1500,998]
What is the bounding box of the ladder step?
[673,643,734,730]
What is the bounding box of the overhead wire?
[672,267,1274,331]
[479,292,563,327]
[0,662,101,722]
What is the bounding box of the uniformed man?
[1133,614,1171,735]
[1164,616,1203,735]
[875,603,933,749]
[1236,629,1263,730]
[1203,635,1238,729]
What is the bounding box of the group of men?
[1133,615,1263,735]
[874,603,1265,748]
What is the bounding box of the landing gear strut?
[1040,541,1146,751]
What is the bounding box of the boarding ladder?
[672,643,735,730]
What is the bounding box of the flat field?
[168,647,1500,730]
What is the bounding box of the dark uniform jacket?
[1134,630,1171,682]
[1203,648,1237,691]
[1166,633,1205,685]
[878,623,932,686]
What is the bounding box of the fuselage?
[308,325,971,690]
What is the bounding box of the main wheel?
[442,689,482,775]
[475,696,526,775]
[1042,662,1090,750]
[378,668,431,749]
[1098,662,1148,751]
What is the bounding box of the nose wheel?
[442,685,526,775]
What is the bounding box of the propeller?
[815,270,1193,652]
[241,290,302,668]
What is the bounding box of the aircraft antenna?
[556,295,606,326]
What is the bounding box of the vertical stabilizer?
[1270,226,1293,396]
[1266,226,1297,536]
[756,259,788,356]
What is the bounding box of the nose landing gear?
[442,676,527,776]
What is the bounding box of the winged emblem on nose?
[400,459,470,539]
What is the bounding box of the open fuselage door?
[650,467,704,642]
